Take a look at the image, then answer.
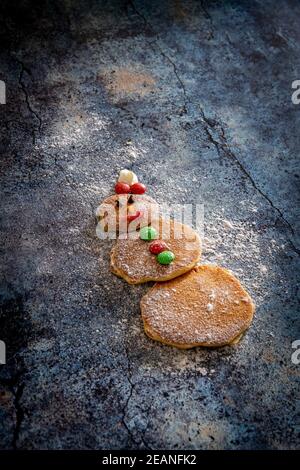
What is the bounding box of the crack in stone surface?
[129,0,187,115]
[121,368,135,445]
[17,58,42,144]
[198,105,299,254]
[200,0,214,39]
[149,40,188,115]
[122,343,150,449]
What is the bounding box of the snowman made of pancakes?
[96,170,255,349]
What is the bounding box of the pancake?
[96,193,158,236]
[141,265,255,348]
[111,218,202,284]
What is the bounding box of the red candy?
[130,183,147,194]
[149,240,169,255]
[127,211,143,222]
[115,182,130,194]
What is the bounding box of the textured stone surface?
[0,0,299,450]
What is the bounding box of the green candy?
[156,250,175,265]
[140,226,158,241]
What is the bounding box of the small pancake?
[141,265,255,348]
[96,193,158,235]
[111,218,202,284]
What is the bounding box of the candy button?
[156,250,175,265]
[140,226,157,241]
[130,183,146,194]
[118,169,138,186]
[115,182,130,194]
[149,240,169,255]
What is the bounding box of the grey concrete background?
[0,0,299,450]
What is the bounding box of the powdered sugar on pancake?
[141,265,255,347]
[111,218,201,283]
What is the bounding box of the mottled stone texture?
[0,0,299,450]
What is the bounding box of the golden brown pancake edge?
[140,265,255,348]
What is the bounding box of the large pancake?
[96,193,158,235]
[141,265,255,348]
[111,218,202,284]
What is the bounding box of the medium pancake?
[96,193,158,235]
[111,218,201,284]
[141,265,255,348]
